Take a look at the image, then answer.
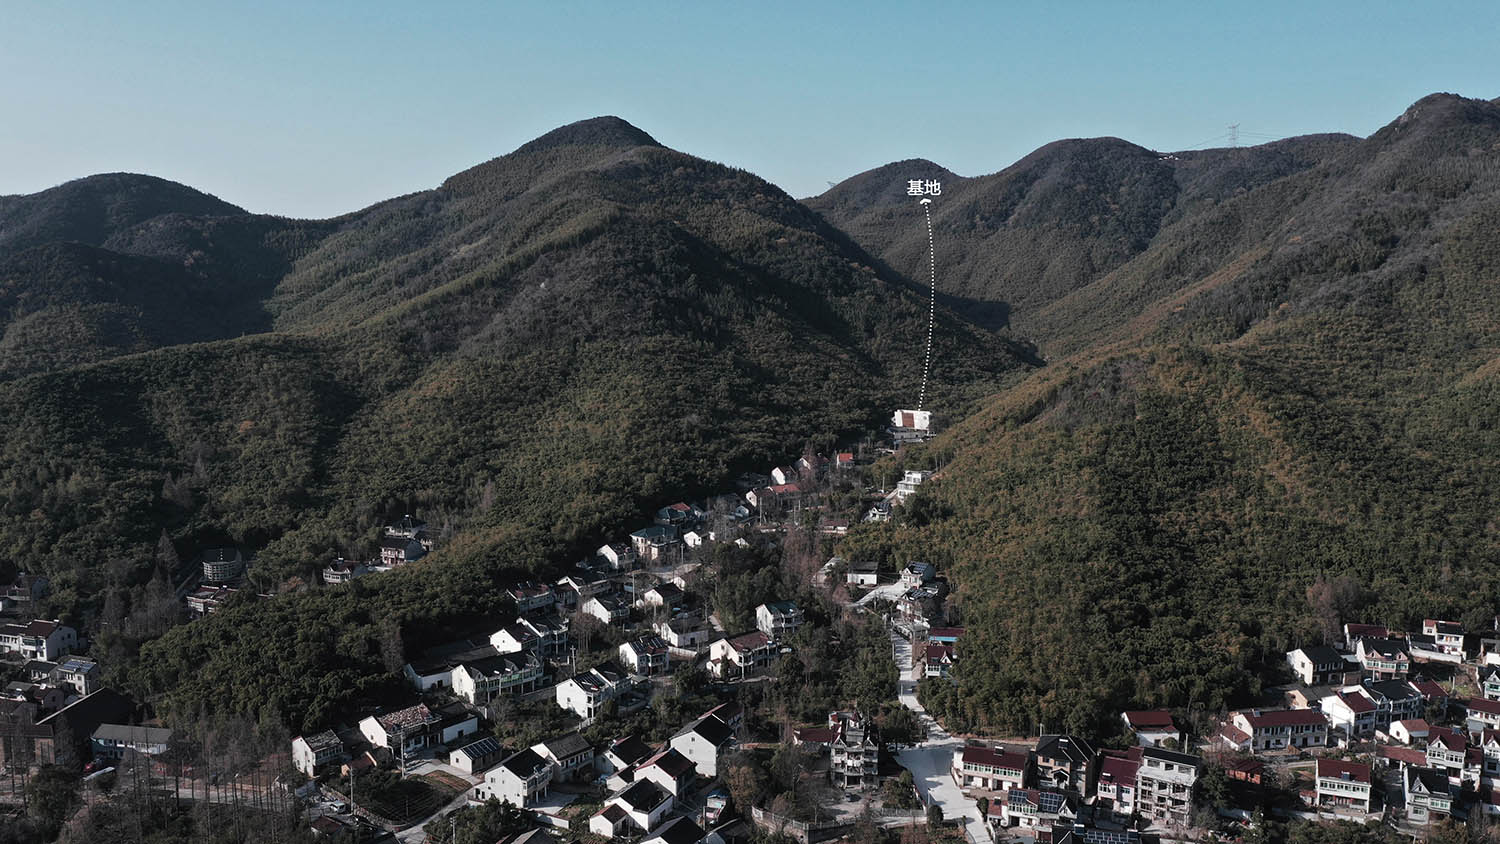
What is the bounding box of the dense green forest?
[830,93,1500,737]
[6,93,1500,746]
[0,117,1028,732]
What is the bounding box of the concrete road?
[888,631,989,844]
[394,784,479,844]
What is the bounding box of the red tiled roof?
[1335,691,1376,714]
[1316,758,1371,784]
[794,727,836,743]
[726,631,772,651]
[926,644,954,661]
[1378,746,1427,766]
[927,627,965,639]
[1097,754,1139,785]
[1123,710,1176,729]
[960,745,1028,771]
[1411,680,1448,699]
[1470,698,1500,716]
[1219,725,1251,745]
[1241,709,1327,728]
[770,484,801,494]
[1394,718,1430,733]
[1430,727,1467,750]
[1226,757,1264,774]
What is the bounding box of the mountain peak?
[0,173,245,255]
[1390,92,1500,132]
[513,116,661,156]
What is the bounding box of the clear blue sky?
[3,1,1496,218]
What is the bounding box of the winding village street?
[887,630,993,844]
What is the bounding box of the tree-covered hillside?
[808,131,1359,342]
[836,93,1500,737]
[0,117,1030,731]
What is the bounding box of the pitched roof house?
[669,714,734,777]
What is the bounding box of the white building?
[828,711,879,790]
[291,730,345,777]
[0,619,77,662]
[669,714,735,777]
[485,748,553,807]
[1286,646,1353,686]
[449,736,504,775]
[894,470,931,502]
[1136,747,1200,825]
[598,543,639,571]
[452,652,543,704]
[657,617,710,650]
[556,666,632,720]
[846,561,879,587]
[590,780,674,837]
[754,601,803,641]
[1227,709,1329,751]
[91,724,173,762]
[1121,711,1181,748]
[707,631,776,678]
[952,744,1030,794]
[531,732,596,783]
[635,746,697,797]
[358,703,441,758]
[1389,719,1430,744]
[892,409,931,431]
[1315,758,1372,813]
[619,636,671,677]
[584,594,630,625]
[1423,619,1466,656]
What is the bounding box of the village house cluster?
[949,719,1198,842]
[279,447,899,838]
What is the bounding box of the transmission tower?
[1227,124,1240,148]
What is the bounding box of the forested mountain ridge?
[808,129,1360,341]
[836,92,1500,738]
[6,93,1498,738]
[0,117,1030,730]
[0,174,333,377]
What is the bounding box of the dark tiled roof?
[1316,758,1371,784]
[618,779,671,812]
[1298,645,1345,664]
[642,747,695,778]
[1141,747,1200,767]
[1035,734,1095,764]
[539,732,592,760]
[500,748,549,778]
[648,816,705,844]
[676,714,732,746]
[608,735,653,766]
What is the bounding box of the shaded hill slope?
[0,117,1030,731]
[837,93,1500,737]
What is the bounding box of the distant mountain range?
[3,93,1498,735]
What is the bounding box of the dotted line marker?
[918,201,936,410]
